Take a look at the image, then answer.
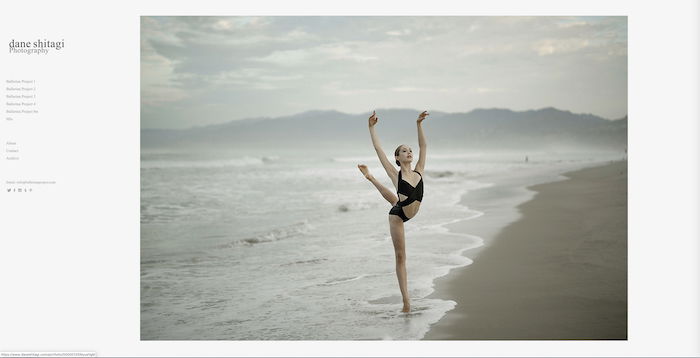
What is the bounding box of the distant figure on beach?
[358,110,428,313]
[525,156,529,163]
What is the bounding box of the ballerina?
[358,110,429,312]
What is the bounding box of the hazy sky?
[141,16,627,129]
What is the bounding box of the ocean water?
[140,149,622,340]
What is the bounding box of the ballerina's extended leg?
[358,164,398,205]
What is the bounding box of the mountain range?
[142,107,627,152]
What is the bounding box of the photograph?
[140,16,628,340]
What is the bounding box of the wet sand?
[424,161,627,340]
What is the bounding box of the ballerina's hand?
[368,110,378,127]
[417,110,429,123]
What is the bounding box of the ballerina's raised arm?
[414,110,428,174]
[367,110,399,188]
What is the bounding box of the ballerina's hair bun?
[394,145,403,166]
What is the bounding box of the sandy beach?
[424,161,627,340]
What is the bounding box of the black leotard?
[389,170,423,222]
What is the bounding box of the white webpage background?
[0,0,698,357]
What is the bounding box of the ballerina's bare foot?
[401,303,411,313]
[357,164,373,180]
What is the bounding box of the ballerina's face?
[395,145,413,164]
